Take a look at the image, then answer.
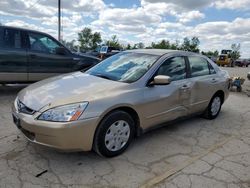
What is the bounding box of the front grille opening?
[17,100,36,115]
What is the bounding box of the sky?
[0,0,250,58]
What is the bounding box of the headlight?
[38,102,88,122]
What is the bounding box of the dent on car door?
[27,32,73,81]
[187,56,218,113]
[0,28,28,82]
[142,56,190,130]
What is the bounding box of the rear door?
[26,31,73,81]
[0,27,28,82]
[187,56,218,114]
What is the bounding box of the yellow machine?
[216,50,234,67]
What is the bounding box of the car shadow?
[0,84,29,96]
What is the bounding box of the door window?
[0,29,22,49]
[188,56,210,77]
[208,62,216,74]
[156,56,186,81]
[28,32,60,54]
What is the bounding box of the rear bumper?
[12,105,99,151]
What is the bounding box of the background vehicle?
[234,59,250,67]
[216,49,234,67]
[87,45,121,60]
[0,26,100,83]
[13,50,230,157]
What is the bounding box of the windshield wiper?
[94,74,112,80]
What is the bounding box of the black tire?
[93,111,135,157]
[203,95,222,120]
[231,61,235,67]
[237,86,242,92]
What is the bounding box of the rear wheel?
[93,111,135,157]
[203,95,222,120]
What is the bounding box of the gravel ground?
[0,67,250,188]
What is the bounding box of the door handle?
[211,78,217,83]
[180,84,190,90]
[29,54,37,59]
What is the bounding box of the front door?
[141,56,190,130]
[0,27,28,82]
[26,31,73,81]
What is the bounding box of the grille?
[17,100,36,115]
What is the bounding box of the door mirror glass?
[55,46,66,55]
[151,75,171,85]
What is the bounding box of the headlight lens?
[38,102,88,122]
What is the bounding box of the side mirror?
[55,47,66,55]
[150,75,171,86]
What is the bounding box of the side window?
[156,56,186,81]
[208,63,216,74]
[28,32,59,54]
[188,56,210,77]
[0,29,21,49]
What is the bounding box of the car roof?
[125,49,198,56]
[0,25,52,37]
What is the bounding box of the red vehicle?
[234,59,250,67]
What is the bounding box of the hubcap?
[211,97,221,116]
[104,120,130,152]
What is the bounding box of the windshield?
[100,46,108,53]
[86,52,159,83]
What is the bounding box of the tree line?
[61,27,241,59]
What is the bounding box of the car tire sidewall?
[94,111,135,157]
[204,95,222,120]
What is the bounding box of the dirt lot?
[0,67,250,188]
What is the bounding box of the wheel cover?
[211,97,221,116]
[104,120,130,152]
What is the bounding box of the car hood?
[18,72,127,112]
[73,52,100,61]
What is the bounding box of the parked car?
[234,59,250,67]
[0,26,100,83]
[87,46,121,60]
[12,49,230,157]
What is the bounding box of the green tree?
[132,44,137,49]
[230,43,241,60]
[91,32,102,50]
[78,27,102,50]
[126,43,131,50]
[151,39,171,49]
[105,35,121,48]
[134,42,145,49]
[181,37,200,53]
[62,39,77,51]
[201,50,219,57]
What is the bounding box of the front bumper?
[12,105,99,151]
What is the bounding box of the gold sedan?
[12,49,230,157]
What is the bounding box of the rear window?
[0,28,22,49]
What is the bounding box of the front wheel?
[93,111,135,157]
[203,95,222,120]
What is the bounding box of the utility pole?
[58,0,61,41]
